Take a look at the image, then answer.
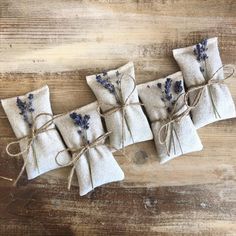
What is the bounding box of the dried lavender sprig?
[16,97,27,116]
[69,112,93,188]
[28,94,35,113]
[16,93,34,127]
[193,39,208,62]
[193,39,220,118]
[70,112,90,135]
[156,78,184,114]
[96,74,115,94]
[194,39,208,73]
[174,80,183,94]
[164,78,172,101]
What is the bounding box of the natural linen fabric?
[54,101,124,196]
[138,71,203,164]
[173,37,236,129]
[86,62,153,149]
[1,85,71,180]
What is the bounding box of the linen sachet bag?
[54,101,124,196]
[1,85,71,185]
[86,62,153,150]
[138,71,203,164]
[173,37,236,129]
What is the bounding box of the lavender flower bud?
[174,80,183,94]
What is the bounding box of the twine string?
[5,112,56,186]
[157,65,234,156]
[55,131,111,190]
[97,74,143,151]
[184,65,234,110]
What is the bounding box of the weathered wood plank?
[0,0,235,73]
[0,182,235,235]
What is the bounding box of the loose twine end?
[0,176,13,182]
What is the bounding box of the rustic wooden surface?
[0,0,236,235]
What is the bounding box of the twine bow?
[55,131,111,191]
[97,74,143,151]
[5,113,55,186]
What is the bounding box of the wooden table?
[0,1,235,235]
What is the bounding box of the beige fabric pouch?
[86,62,153,150]
[173,37,236,129]
[1,85,71,180]
[138,72,203,163]
[54,101,124,196]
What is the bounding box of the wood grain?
[0,0,236,235]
